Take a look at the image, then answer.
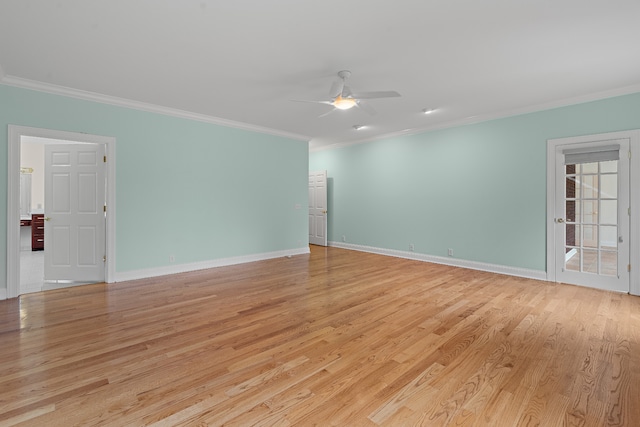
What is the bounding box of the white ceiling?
[2,1,640,150]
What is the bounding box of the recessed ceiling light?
[422,108,437,114]
[353,125,365,130]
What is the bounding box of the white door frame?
[6,125,116,299]
[547,129,640,295]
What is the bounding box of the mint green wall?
[0,84,308,288]
[310,92,640,272]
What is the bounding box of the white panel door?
[44,144,106,282]
[309,170,328,246]
[554,139,630,292]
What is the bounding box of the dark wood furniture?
[31,213,44,250]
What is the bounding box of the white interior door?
[44,143,106,282]
[554,139,630,292]
[309,170,328,246]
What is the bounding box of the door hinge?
[103,155,107,163]
[103,205,107,213]
[629,207,631,216]
[628,264,631,272]
[103,255,106,262]
[628,151,632,159]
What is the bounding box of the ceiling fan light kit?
[333,96,357,110]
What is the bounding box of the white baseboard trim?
[114,247,311,283]
[0,288,6,300]
[329,242,548,281]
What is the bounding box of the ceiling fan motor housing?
[337,70,352,80]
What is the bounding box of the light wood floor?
[1,246,639,426]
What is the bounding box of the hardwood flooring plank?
[368,362,445,424]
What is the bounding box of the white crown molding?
[0,75,310,143]
[115,247,310,283]
[330,241,548,282]
[310,83,640,152]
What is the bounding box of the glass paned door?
[564,161,618,275]
[555,139,629,292]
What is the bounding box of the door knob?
[322,210,327,214]
[556,218,565,223]
[44,217,51,221]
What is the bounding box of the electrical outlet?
[342,235,346,242]
[448,248,453,256]
[169,255,175,263]
[409,244,415,251]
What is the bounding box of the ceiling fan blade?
[291,99,333,105]
[350,90,401,99]
[356,100,377,115]
[318,108,337,118]
[329,80,344,98]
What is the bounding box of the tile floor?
[20,249,45,293]
[20,249,99,293]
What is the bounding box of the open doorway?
[20,138,107,292]
[6,126,117,299]
[19,140,45,293]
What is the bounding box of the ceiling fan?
[293,70,401,117]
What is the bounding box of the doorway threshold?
[43,280,103,291]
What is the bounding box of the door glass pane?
[600,225,617,250]
[566,176,577,198]
[566,248,580,272]
[580,175,598,199]
[600,200,617,225]
[582,162,598,174]
[581,200,597,224]
[601,251,617,276]
[563,158,618,276]
[582,225,598,248]
[566,223,578,247]
[582,250,598,274]
[566,200,576,222]
[601,174,617,198]
[600,160,617,173]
